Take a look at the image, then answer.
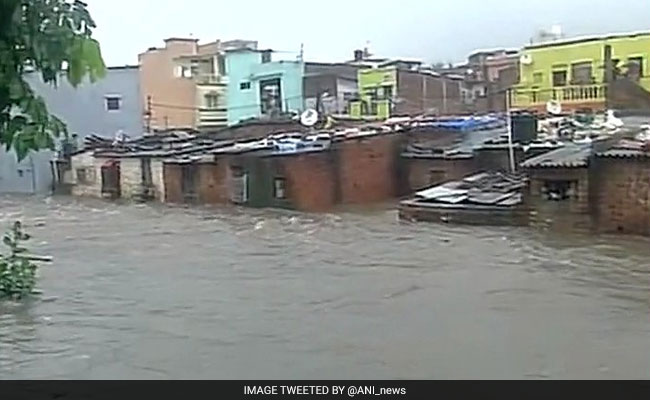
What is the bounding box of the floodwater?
[0,196,649,379]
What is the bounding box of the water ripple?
[0,195,649,379]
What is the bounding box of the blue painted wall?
[225,50,304,125]
[0,67,142,194]
[24,66,143,138]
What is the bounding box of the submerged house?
[399,171,529,226]
[162,124,410,212]
[401,115,528,193]
[520,142,594,231]
[64,131,233,202]
[592,136,650,235]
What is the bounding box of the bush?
[0,221,40,300]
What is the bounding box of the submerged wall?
[593,156,650,235]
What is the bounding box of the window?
[377,85,393,100]
[260,78,282,116]
[542,180,577,201]
[273,177,286,199]
[204,93,219,109]
[105,96,121,111]
[261,50,271,63]
[571,62,593,85]
[174,65,192,78]
[552,70,567,87]
[533,72,543,84]
[76,167,95,184]
[240,81,251,90]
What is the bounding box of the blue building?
[225,49,304,126]
[0,66,143,194]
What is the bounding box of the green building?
[350,67,397,119]
[350,62,463,119]
[514,31,650,110]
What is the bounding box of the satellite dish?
[300,109,319,127]
[520,54,533,65]
[546,100,562,115]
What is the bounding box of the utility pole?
[421,74,426,113]
[298,43,304,62]
[506,88,516,173]
[442,78,448,115]
[604,44,613,110]
[145,95,152,133]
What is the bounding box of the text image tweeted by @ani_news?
[244,384,406,397]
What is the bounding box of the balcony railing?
[198,109,227,128]
[513,84,607,108]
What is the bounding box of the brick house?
[161,131,408,211]
[592,141,650,235]
[520,143,594,231]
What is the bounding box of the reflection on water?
[0,195,649,379]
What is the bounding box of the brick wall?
[212,121,306,139]
[527,168,590,213]
[395,71,463,116]
[281,152,338,212]
[336,134,403,204]
[196,161,230,204]
[405,157,477,192]
[163,162,183,203]
[593,157,650,235]
[525,167,594,232]
[474,147,525,172]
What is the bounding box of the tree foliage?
[0,0,106,160]
[0,221,40,299]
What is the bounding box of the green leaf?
[0,0,105,156]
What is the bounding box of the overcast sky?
[90,0,649,66]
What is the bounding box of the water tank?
[511,112,538,144]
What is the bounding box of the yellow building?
[514,31,650,111]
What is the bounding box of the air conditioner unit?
[520,54,533,65]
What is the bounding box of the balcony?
[513,84,607,109]
[195,74,226,86]
[198,109,228,129]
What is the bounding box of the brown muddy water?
[0,195,648,379]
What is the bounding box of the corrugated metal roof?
[413,172,527,207]
[520,143,592,168]
[595,138,650,158]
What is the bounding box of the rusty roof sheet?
[520,143,592,168]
